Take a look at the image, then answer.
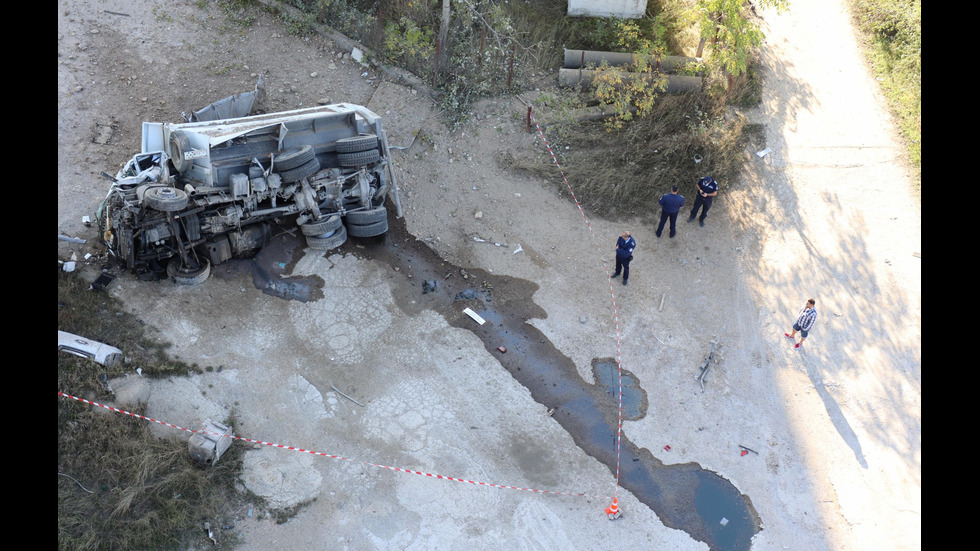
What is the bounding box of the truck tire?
[167,257,211,285]
[275,145,316,171]
[336,134,378,153]
[300,214,342,236]
[170,130,192,172]
[306,225,347,251]
[145,186,189,211]
[338,149,381,167]
[278,157,321,183]
[344,206,387,225]
[345,218,388,237]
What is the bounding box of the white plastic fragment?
[513,244,523,254]
[720,517,729,526]
[351,47,363,62]
[63,261,76,272]
[463,308,486,325]
[756,148,771,158]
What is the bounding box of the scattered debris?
[58,330,124,367]
[547,407,556,416]
[695,339,720,393]
[59,235,86,244]
[98,373,114,395]
[463,307,486,325]
[739,445,759,455]
[756,148,771,158]
[62,261,76,273]
[204,521,218,545]
[512,244,523,255]
[330,383,365,407]
[188,419,235,466]
[663,445,671,452]
[91,272,116,291]
[658,293,666,311]
[82,215,91,226]
[720,517,729,526]
[497,346,507,353]
[330,384,364,407]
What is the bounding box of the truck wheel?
[338,149,381,167]
[278,157,321,183]
[170,130,192,173]
[145,187,189,211]
[344,206,387,225]
[345,218,388,237]
[336,134,378,153]
[300,214,342,236]
[306,225,347,251]
[167,257,211,285]
[275,145,316,171]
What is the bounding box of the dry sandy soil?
[58,1,920,550]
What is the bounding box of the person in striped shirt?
[785,299,817,349]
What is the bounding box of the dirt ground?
[58,1,920,550]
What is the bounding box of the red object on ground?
[663,445,671,451]
[741,450,748,456]
[497,346,507,353]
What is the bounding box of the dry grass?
[58,271,247,550]
[504,90,751,220]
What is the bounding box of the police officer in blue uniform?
[689,176,719,227]
[612,230,635,286]
[656,185,685,238]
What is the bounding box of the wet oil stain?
[211,228,325,302]
[235,214,761,550]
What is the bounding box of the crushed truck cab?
[97,103,400,284]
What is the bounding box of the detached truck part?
[97,103,401,284]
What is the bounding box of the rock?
[474,211,483,219]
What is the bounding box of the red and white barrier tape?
[528,113,625,502]
[58,391,613,499]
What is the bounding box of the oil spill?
[246,214,761,550]
[591,359,646,420]
[211,228,325,302]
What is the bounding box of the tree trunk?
[438,0,451,69]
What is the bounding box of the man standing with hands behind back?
[689,175,719,227]
[612,231,636,286]
[656,185,685,238]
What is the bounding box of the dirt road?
[58,0,919,549]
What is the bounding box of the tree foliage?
[697,0,788,78]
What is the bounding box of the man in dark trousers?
[656,185,685,238]
[612,230,636,286]
[784,298,818,349]
[689,175,719,227]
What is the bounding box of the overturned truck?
[97,103,400,284]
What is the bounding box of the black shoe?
[669,233,676,238]
[612,272,620,278]
[656,231,662,238]
[699,219,705,227]
[688,216,695,223]
[622,279,628,286]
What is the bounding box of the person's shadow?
[799,349,868,468]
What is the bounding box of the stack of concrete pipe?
[559,49,703,93]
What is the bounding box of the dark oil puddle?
[210,227,325,302]
[236,214,760,550]
[592,359,646,420]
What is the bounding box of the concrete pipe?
[558,68,702,94]
[563,49,702,74]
